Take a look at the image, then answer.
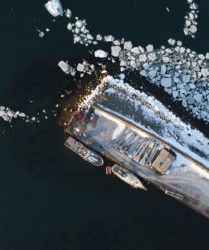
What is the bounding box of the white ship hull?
[112,164,147,190]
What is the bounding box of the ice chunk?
[113,40,121,46]
[124,41,133,50]
[161,64,167,75]
[190,25,197,33]
[148,68,157,78]
[148,52,157,61]
[189,83,195,89]
[161,78,172,88]
[201,68,209,77]
[58,61,70,74]
[45,0,63,17]
[140,70,146,76]
[146,44,154,52]
[65,9,72,18]
[182,99,188,107]
[75,20,84,28]
[173,91,179,98]
[182,75,191,83]
[104,35,114,42]
[94,50,108,58]
[206,53,209,59]
[77,63,85,72]
[67,23,72,31]
[37,29,44,38]
[138,46,145,53]
[168,38,176,46]
[177,40,182,46]
[96,34,103,41]
[111,46,121,57]
[194,93,203,102]
[201,111,208,118]
[18,112,26,118]
[162,57,170,63]
[131,47,140,54]
[138,54,147,62]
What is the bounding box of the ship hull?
[112,164,147,190]
[65,136,104,167]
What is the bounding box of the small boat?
[65,136,104,167]
[112,164,147,190]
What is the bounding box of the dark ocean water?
[1,0,209,249]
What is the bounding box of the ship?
[65,136,104,167]
[112,164,147,190]
[58,76,209,219]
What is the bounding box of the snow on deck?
[90,76,209,169]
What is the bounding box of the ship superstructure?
[113,127,176,175]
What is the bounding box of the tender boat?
[65,136,104,167]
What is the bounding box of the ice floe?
[94,50,108,58]
[45,0,63,17]
[65,9,72,19]
[124,41,133,50]
[104,40,209,122]
[37,29,45,38]
[168,38,176,46]
[44,1,209,124]
[104,35,115,42]
[58,61,76,76]
[66,18,97,46]
[183,0,199,38]
[111,46,122,57]
[0,106,26,122]
[58,60,95,77]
